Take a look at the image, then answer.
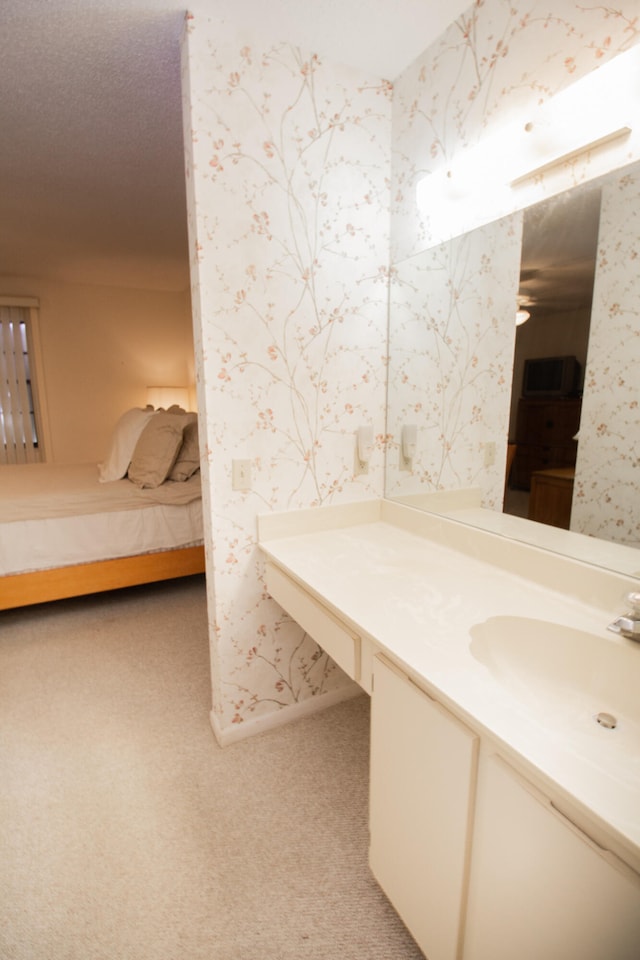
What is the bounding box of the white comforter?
[0,462,201,521]
[0,463,203,576]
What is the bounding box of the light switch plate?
[483,442,496,467]
[232,459,251,491]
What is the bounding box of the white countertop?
[259,499,640,873]
[393,488,640,579]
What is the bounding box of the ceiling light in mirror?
[516,294,533,326]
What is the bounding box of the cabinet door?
[464,754,640,960]
[528,471,574,528]
[369,655,479,960]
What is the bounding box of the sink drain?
[595,712,617,729]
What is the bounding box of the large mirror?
[385,159,640,578]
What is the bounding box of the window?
[0,299,45,464]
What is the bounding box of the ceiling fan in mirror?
[516,294,534,326]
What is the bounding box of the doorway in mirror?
[503,186,599,529]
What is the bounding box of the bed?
[0,406,206,610]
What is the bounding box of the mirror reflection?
[504,185,599,528]
[386,160,640,573]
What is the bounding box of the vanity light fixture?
[508,42,638,187]
[416,44,640,231]
[516,309,530,326]
[510,127,632,188]
[415,147,513,233]
[509,44,638,186]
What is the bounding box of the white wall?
[0,274,194,464]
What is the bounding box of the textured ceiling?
[0,2,188,291]
[0,0,470,292]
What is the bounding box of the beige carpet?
[0,576,423,959]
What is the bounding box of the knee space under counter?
[264,560,370,690]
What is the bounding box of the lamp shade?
[146,386,190,410]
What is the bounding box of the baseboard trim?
[210,681,364,747]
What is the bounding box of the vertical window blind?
[0,304,42,464]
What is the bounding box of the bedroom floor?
[0,576,422,960]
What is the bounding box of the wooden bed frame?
[1,544,206,611]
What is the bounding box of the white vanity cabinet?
[259,502,640,959]
[369,655,640,960]
[369,654,479,960]
[463,753,640,960]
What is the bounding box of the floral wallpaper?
[181,16,391,740]
[572,164,640,547]
[386,213,522,507]
[182,2,640,742]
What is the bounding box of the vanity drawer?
[265,561,360,681]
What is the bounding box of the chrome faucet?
[608,592,640,641]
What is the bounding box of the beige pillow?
[168,414,200,482]
[128,412,186,488]
[98,407,156,482]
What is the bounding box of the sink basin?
[469,616,640,750]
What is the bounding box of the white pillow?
[98,407,156,482]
